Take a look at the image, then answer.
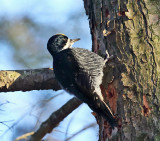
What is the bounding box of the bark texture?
[0,68,61,92]
[83,0,160,140]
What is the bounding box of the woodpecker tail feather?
[74,82,117,128]
[89,95,117,128]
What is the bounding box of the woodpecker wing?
[71,48,105,93]
[54,48,104,94]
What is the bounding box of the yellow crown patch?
[56,33,65,36]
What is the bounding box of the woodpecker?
[47,34,117,128]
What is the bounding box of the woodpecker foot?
[104,55,114,64]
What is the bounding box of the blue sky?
[0,1,98,141]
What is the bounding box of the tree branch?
[65,123,96,141]
[28,97,82,141]
[0,68,61,92]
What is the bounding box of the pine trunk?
[83,0,160,140]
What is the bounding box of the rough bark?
[0,68,61,92]
[83,0,160,140]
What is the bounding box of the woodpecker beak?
[71,38,80,43]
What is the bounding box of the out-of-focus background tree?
[0,0,98,141]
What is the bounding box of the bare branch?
[0,68,61,92]
[15,132,34,141]
[28,97,82,141]
[65,123,96,141]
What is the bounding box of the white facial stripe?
[62,38,73,50]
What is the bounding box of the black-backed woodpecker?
[47,34,117,128]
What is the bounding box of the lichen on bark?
[83,0,160,140]
[0,68,61,92]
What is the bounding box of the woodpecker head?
[47,34,80,57]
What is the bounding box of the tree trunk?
[83,0,160,140]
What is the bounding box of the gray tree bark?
[83,0,160,140]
